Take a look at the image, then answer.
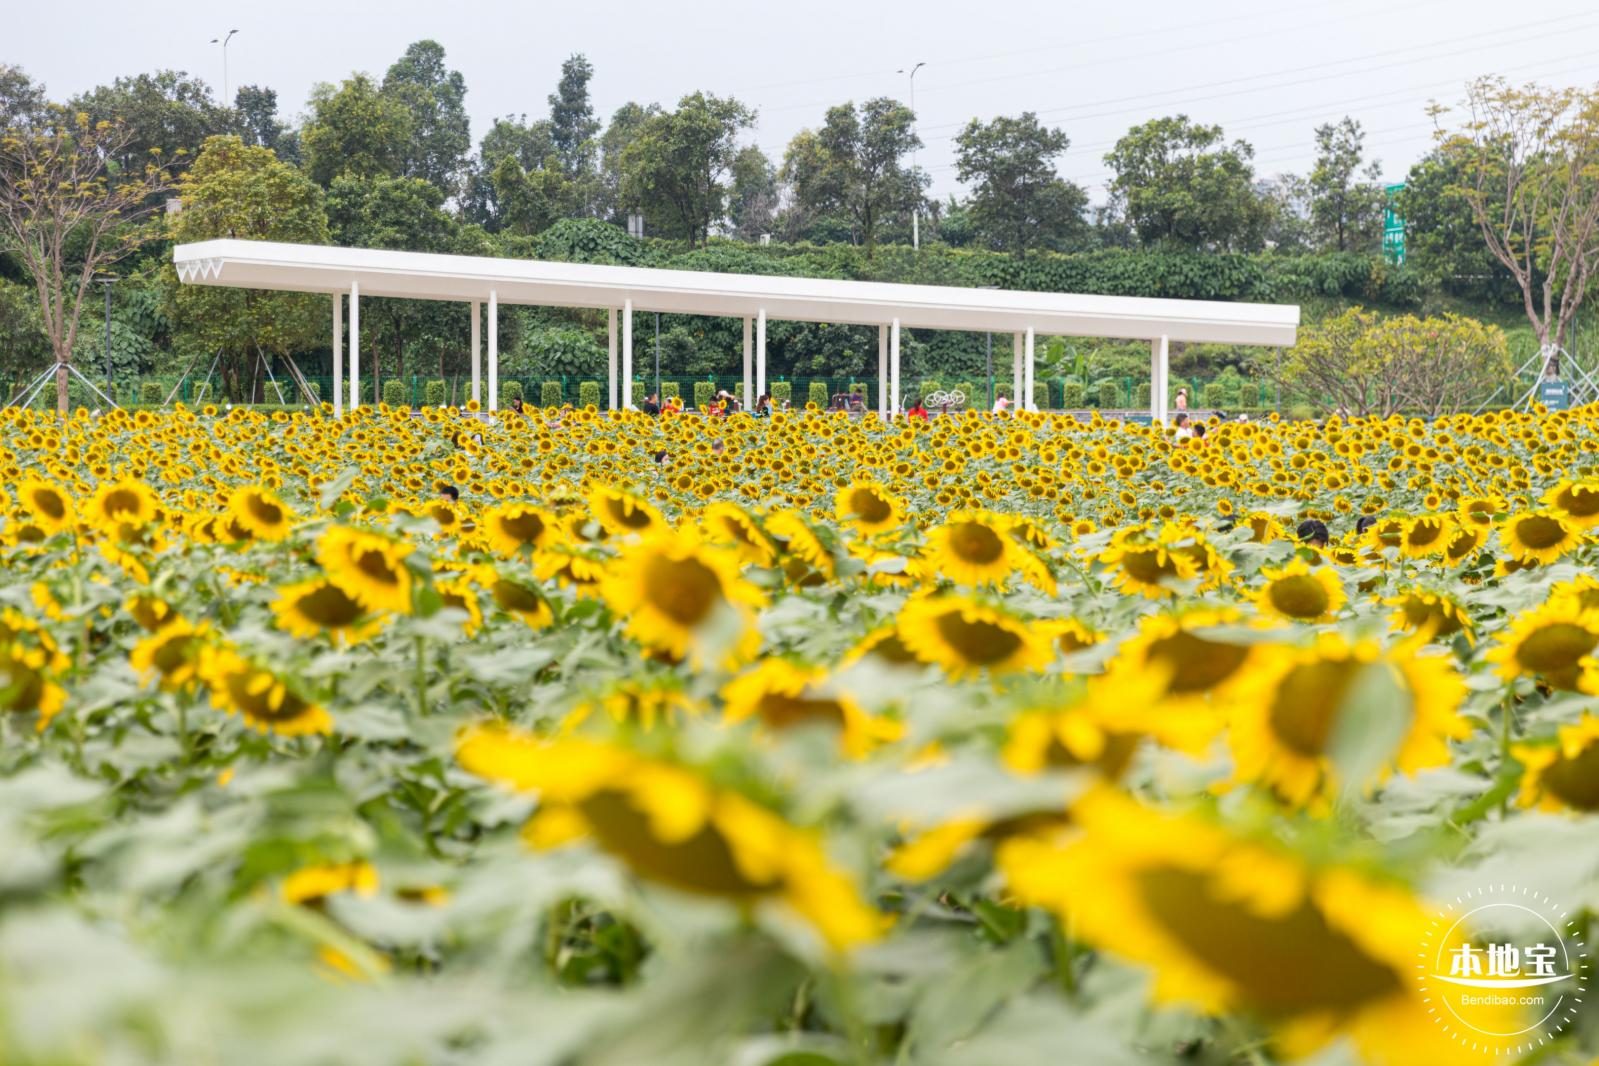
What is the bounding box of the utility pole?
[898,61,925,250]
[211,29,239,103]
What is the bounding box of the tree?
[490,155,573,236]
[548,54,599,180]
[954,111,1088,257]
[1258,174,1314,253]
[1278,306,1510,417]
[165,135,327,403]
[1396,149,1519,304]
[1103,115,1269,250]
[597,102,658,224]
[70,71,232,179]
[0,110,172,412]
[0,64,47,132]
[382,41,470,196]
[301,74,412,186]
[464,115,555,228]
[727,145,778,241]
[1434,78,1599,355]
[234,85,299,163]
[620,92,754,247]
[1307,117,1383,252]
[786,98,923,258]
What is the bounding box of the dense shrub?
[578,381,601,409]
[807,381,829,408]
[662,382,680,403]
[771,381,792,408]
[382,379,408,408]
[693,381,716,410]
[1204,382,1230,409]
[631,381,646,408]
[540,381,563,409]
[1237,381,1261,408]
[139,381,164,405]
[1098,381,1120,409]
[1135,382,1151,408]
[1063,381,1087,408]
[500,380,524,408]
[424,380,447,407]
[1032,382,1050,411]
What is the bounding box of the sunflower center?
[1542,742,1599,811]
[499,510,547,544]
[1137,866,1400,1017]
[1149,631,1250,693]
[848,489,893,524]
[756,693,848,730]
[1120,547,1184,585]
[579,789,775,897]
[932,609,1023,665]
[354,547,402,588]
[246,495,284,526]
[101,488,145,520]
[1267,575,1331,619]
[1559,486,1599,518]
[1516,623,1599,672]
[295,584,365,627]
[1406,519,1445,547]
[491,580,544,615]
[1266,659,1361,756]
[1514,515,1568,550]
[643,554,723,626]
[30,489,66,521]
[948,522,1005,565]
[1,664,45,713]
[224,671,311,722]
[608,499,654,530]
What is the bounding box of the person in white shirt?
[992,395,1012,414]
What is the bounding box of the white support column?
[487,290,498,411]
[470,299,481,406]
[756,309,767,401]
[607,308,618,410]
[742,316,753,410]
[349,280,360,412]
[877,325,888,420]
[1011,332,1022,411]
[1152,335,1170,424]
[621,299,633,409]
[332,293,343,418]
[890,318,901,416]
[1024,326,1036,411]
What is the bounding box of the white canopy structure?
[173,239,1299,420]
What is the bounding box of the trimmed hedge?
[1097,381,1119,409]
[382,379,408,408]
[807,381,829,408]
[1032,382,1050,411]
[1063,381,1087,408]
[1237,381,1261,407]
[771,381,792,408]
[631,381,645,408]
[1203,382,1230,409]
[540,380,563,408]
[1135,382,1151,407]
[694,380,716,410]
[662,381,680,403]
[500,380,524,407]
[139,381,164,405]
[579,381,601,409]
[424,380,447,407]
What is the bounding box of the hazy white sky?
[12,0,1599,202]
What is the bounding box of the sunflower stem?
[1499,688,1515,815]
[413,634,428,717]
[1051,914,1078,997]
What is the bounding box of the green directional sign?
[1383,183,1406,265]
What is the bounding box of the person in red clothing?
[906,397,930,421]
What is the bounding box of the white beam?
[470,299,481,406]
[1152,335,1170,424]
[607,307,618,410]
[622,299,633,409]
[890,318,901,416]
[877,324,888,420]
[1011,333,1022,412]
[756,308,767,401]
[332,293,343,418]
[1023,326,1035,412]
[487,290,498,411]
[349,280,360,412]
[742,316,753,410]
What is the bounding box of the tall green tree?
[548,54,599,179]
[301,74,412,187]
[954,111,1088,257]
[0,63,48,132]
[165,135,327,402]
[69,70,233,178]
[233,85,298,163]
[727,145,778,241]
[1396,150,1518,303]
[1307,117,1383,252]
[382,40,470,196]
[786,98,923,258]
[598,102,659,223]
[1104,115,1269,250]
[464,115,555,229]
[620,92,754,246]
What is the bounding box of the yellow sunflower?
[701,502,778,567]
[720,658,902,758]
[16,477,74,534]
[88,477,160,531]
[1229,633,1468,807]
[833,481,902,536]
[228,485,294,541]
[0,642,67,727]
[588,484,665,539]
[198,645,332,736]
[482,501,558,556]
[1486,597,1599,692]
[456,727,884,951]
[1397,513,1451,558]
[895,593,1054,681]
[1500,510,1582,566]
[317,526,415,614]
[599,528,764,668]
[1541,478,1599,529]
[281,860,380,905]
[998,790,1511,1066]
[563,677,698,733]
[272,578,382,644]
[1513,712,1599,813]
[1384,588,1473,643]
[921,511,1017,586]
[1098,525,1200,599]
[129,618,211,691]
[1254,559,1345,623]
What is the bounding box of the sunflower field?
[3,400,1599,1066]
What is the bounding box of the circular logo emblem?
[1419,883,1590,1055]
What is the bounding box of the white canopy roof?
[173,239,1299,347]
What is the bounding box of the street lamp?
[95,275,116,400]
[210,29,239,103]
[897,61,925,251]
